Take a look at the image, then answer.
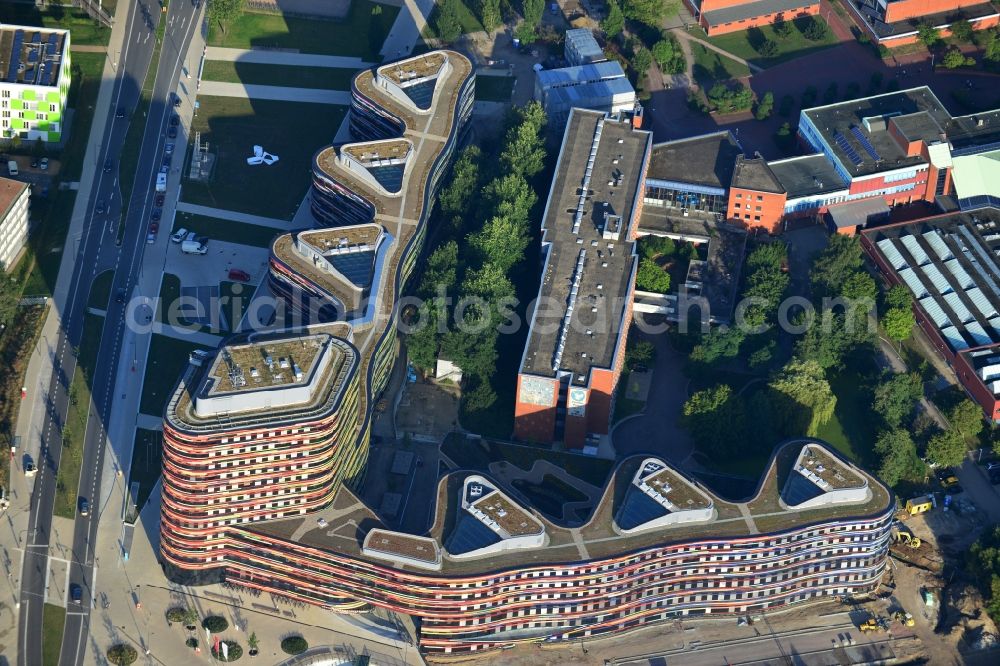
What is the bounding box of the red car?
[228,268,250,282]
[148,222,159,234]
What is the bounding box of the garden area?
[700,15,839,68]
[635,235,706,294]
[181,96,347,219]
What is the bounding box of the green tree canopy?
[651,39,684,74]
[478,0,502,31]
[601,0,626,38]
[946,397,984,441]
[434,0,463,42]
[917,22,941,47]
[682,384,743,456]
[438,146,482,231]
[874,429,925,486]
[208,0,246,33]
[767,359,836,436]
[636,258,671,293]
[882,306,915,343]
[926,429,967,468]
[689,326,745,370]
[949,18,974,43]
[622,0,675,26]
[810,234,864,297]
[755,91,774,120]
[872,372,923,428]
[469,215,530,272]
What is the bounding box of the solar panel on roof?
[923,230,953,261]
[833,131,863,166]
[966,321,993,346]
[920,263,953,295]
[943,291,974,323]
[8,31,23,83]
[919,296,951,327]
[941,325,969,351]
[850,125,881,161]
[46,33,58,57]
[877,238,908,270]
[898,268,929,299]
[900,234,930,266]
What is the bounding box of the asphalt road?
[16,2,203,665]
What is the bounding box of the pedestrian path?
[175,201,295,229]
[197,80,352,104]
[380,0,435,60]
[671,28,764,74]
[204,47,374,69]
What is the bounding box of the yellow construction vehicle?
[893,610,915,627]
[892,523,922,549]
[858,616,882,633]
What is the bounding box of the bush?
[757,38,778,57]
[107,644,138,666]
[755,91,774,120]
[203,616,229,634]
[167,607,187,623]
[707,81,753,113]
[773,16,793,38]
[212,640,243,662]
[186,638,199,649]
[796,16,829,41]
[636,258,671,293]
[281,636,309,655]
[942,46,976,68]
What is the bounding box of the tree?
[757,38,778,58]
[917,22,941,47]
[419,241,459,297]
[755,91,774,120]
[775,121,794,150]
[521,0,545,27]
[202,616,229,634]
[796,15,829,41]
[478,0,502,32]
[949,18,974,43]
[622,0,675,27]
[767,359,836,437]
[107,644,138,666]
[636,258,671,293]
[773,16,793,38]
[882,306,915,343]
[630,46,653,85]
[500,104,546,178]
[987,29,1000,63]
[207,0,246,33]
[247,632,260,655]
[470,215,530,272]
[884,284,912,310]
[280,636,309,656]
[927,430,967,468]
[602,0,626,39]
[942,46,975,69]
[625,339,656,370]
[434,0,463,42]
[651,39,684,74]
[872,372,923,428]
[183,607,199,627]
[810,234,864,297]
[689,326,745,370]
[707,82,753,113]
[875,429,925,486]
[166,607,187,623]
[946,398,984,441]
[682,384,743,456]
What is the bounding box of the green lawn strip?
[612,369,645,423]
[20,51,104,297]
[118,17,166,245]
[173,211,280,248]
[424,0,484,39]
[128,428,163,510]
[0,303,48,488]
[0,6,111,46]
[473,75,514,102]
[442,434,614,488]
[181,96,346,219]
[54,312,103,519]
[691,43,751,87]
[703,20,839,68]
[88,270,114,310]
[206,2,398,61]
[42,603,66,666]
[139,333,212,416]
[200,60,358,90]
[814,353,879,468]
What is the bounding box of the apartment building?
[0,25,70,142]
[0,176,29,270]
[846,0,999,45]
[684,0,820,36]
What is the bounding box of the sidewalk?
[380,0,435,60]
[204,47,373,69]
[175,201,297,229]
[670,28,764,74]
[197,80,351,104]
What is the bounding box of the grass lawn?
[182,96,347,219]
[814,352,880,469]
[424,0,484,39]
[139,334,211,417]
[129,428,162,510]
[442,434,614,488]
[207,2,398,61]
[42,603,66,666]
[201,60,359,90]
[474,75,515,102]
[173,211,280,248]
[88,270,114,310]
[691,43,750,86]
[612,370,645,423]
[54,313,103,519]
[20,51,105,297]
[0,6,111,46]
[704,19,839,68]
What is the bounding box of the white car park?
[171,227,188,243]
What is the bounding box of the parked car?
[170,114,180,126]
[162,154,171,169]
[147,232,156,245]
[149,222,159,234]
[24,461,36,477]
[69,583,82,604]
[79,498,89,516]
[151,208,162,222]
[95,200,106,215]
[30,159,38,168]
[171,227,188,243]
[228,268,251,282]
[155,193,165,207]
[167,125,178,139]
[171,93,181,107]
[39,157,48,170]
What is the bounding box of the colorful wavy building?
[161,50,893,656]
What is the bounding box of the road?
[16,2,204,665]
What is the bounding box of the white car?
[147,232,156,245]
[171,227,188,243]
[24,462,37,477]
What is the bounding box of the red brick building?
[728,155,788,234]
[685,0,820,36]
[845,0,999,46]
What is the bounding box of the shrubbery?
[281,636,309,655]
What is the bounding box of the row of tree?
[406,103,548,413]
